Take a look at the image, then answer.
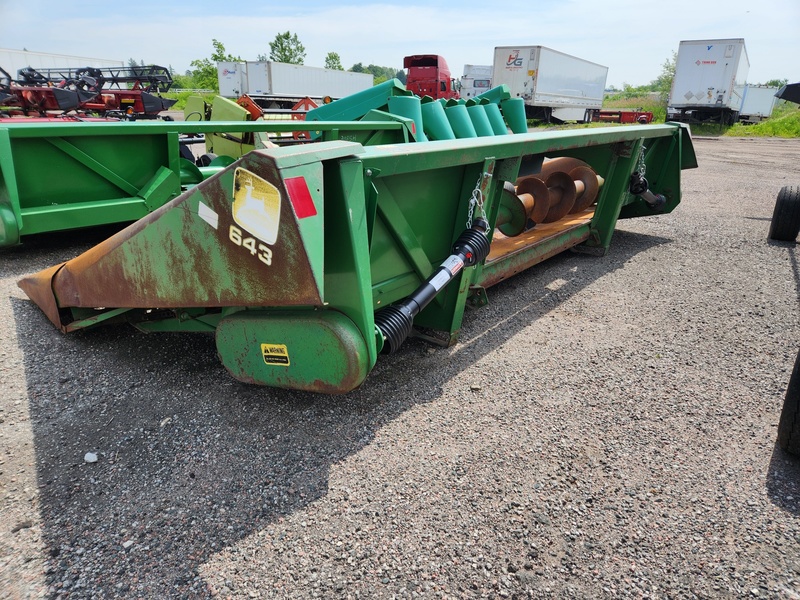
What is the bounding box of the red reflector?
[284,176,318,219]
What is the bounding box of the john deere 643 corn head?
[15,81,697,393]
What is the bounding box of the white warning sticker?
[429,270,451,292]
[198,201,219,230]
[441,255,464,276]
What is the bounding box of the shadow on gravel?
[765,443,800,516]
[13,228,671,597]
[0,224,129,280]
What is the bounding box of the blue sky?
[1,0,798,88]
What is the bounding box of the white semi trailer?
[460,65,493,100]
[0,48,124,76]
[491,46,608,122]
[737,84,779,123]
[217,61,373,109]
[667,38,749,125]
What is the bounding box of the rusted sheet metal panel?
[21,150,324,314]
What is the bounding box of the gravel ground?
[1,136,800,599]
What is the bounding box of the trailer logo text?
[506,51,524,68]
[695,60,717,66]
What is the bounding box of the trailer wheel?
[768,186,800,242]
[778,349,800,456]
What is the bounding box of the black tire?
[778,349,800,455]
[198,153,217,167]
[768,186,800,242]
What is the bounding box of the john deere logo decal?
[232,167,281,245]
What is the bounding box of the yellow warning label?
[261,343,290,366]
[233,167,281,245]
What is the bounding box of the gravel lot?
[1,136,800,599]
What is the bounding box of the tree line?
[139,36,789,95]
[156,35,405,91]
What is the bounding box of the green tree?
[325,52,343,71]
[171,72,194,89]
[269,32,306,64]
[189,39,241,91]
[348,63,402,85]
[652,51,677,103]
[764,78,788,88]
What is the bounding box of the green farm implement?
[14,81,697,393]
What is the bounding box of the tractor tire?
[768,186,800,242]
[777,349,800,456]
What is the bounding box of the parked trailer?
[491,46,608,122]
[461,65,493,100]
[15,78,696,393]
[667,38,749,125]
[737,84,779,123]
[0,48,123,77]
[217,61,373,109]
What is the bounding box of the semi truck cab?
[403,55,460,100]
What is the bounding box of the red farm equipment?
[585,109,654,124]
[0,64,177,119]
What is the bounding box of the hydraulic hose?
[374,219,491,354]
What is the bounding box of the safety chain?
[466,173,488,229]
[637,144,647,178]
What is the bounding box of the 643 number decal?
[229,225,272,266]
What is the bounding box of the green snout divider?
[484,102,509,135]
[501,98,528,134]
[420,97,455,140]
[388,95,428,142]
[466,101,494,137]
[445,101,478,138]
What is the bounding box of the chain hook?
[637,144,647,178]
[466,173,488,229]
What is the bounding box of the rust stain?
[17,263,68,330]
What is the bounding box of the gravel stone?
[1,136,800,598]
